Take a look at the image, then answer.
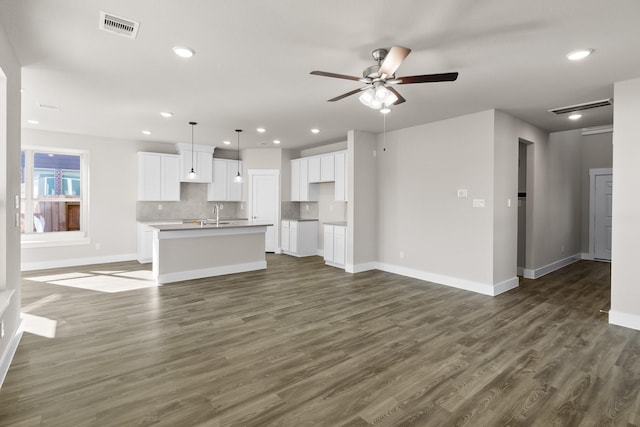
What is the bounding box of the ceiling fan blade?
[378,46,411,78]
[397,72,459,84]
[310,70,362,81]
[327,87,367,102]
[386,86,406,105]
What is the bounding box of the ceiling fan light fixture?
[375,85,388,100]
[384,91,398,106]
[370,99,383,110]
[359,88,375,106]
[380,106,391,114]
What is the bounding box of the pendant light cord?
[383,112,387,152]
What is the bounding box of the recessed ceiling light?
[27,119,39,125]
[273,140,281,144]
[568,113,582,120]
[173,46,195,58]
[311,128,320,134]
[142,130,152,135]
[223,140,231,145]
[160,112,173,118]
[566,49,593,61]
[256,127,266,133]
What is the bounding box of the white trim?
[609,310,640,331]
[21,253,137,272]
[581,252,592,260]
[345,262,377,274]
[0,290,15,316]
[377,262,511,296]
[493,276,519,295]
[0,319,23,390]
[588,168,613,261]
[522,254,581,279]
[156,260,266,284]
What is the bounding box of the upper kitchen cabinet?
[176,143,214,183]
[308,154,335,183]
[334,150,347,202]
[208,158,243,201]
[291,158,318,202]
[137,152,181,201]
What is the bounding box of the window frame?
[21,146,90,248]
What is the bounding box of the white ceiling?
[1,0,639,150]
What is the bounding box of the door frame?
[248,169,280,253]
[589,168,613,260]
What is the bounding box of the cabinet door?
[208,159,228,201]
[290,221,299,253]
[334,226,346,266]
[300,158,309,201]
[197,151,213,183]
[320,154,335,182]
[137,223,153,263]
[281,220,290,251]
[227,160,243,201]
[308,156,321,183]
[291,159,300,201]
[160,155,181,201]
[334,152,346,201]
[138,153,161,201]
[323,225,334,262]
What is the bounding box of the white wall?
[21,129,174,270]
[376,111,496,290]
[0,22,22,387]
[610,77,640,330]
[580,131,613,254]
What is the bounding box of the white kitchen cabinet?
[208,158,243,201]
[334,151,347,202]
[137,152,181,201]
[281,220,318,256]
[320,154,335,182]
[308,156,321,183]
[324,224,347,268]
[176,143,214,183]
[290,158,318,201]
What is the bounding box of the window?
[21,148,89,247]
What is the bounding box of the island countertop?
[148,219,273,232]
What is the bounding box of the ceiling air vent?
[99,11,140,39]
[548,98,613,115]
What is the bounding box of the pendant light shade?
[187,121,198,180]
[234,129,243,183]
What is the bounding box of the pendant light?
[234,129,243,183]
[187,121,198,180]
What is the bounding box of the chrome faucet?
[212,204,220,226]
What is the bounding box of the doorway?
[589,168,613,261]
[248,169,279,252]
[517,140,530,276]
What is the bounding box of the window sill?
[21,232,90,249]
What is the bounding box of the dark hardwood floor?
[1,255,639,426]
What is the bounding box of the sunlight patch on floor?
[24,269,159,293]
[22,313,57,338]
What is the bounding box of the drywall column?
[346,130,378,272]
[0,23,22,387]
[610,77,640,331]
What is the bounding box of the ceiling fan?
[310,46,458,110]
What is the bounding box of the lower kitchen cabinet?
[281,220,318,257]
[323,224,346,268]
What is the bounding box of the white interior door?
[594,174,613,260]
[250,170,279,252]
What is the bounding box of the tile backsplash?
[137,182,243,220]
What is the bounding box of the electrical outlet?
[158,204,163,210]
[473,199,485,208]
[219,204,224,210]
[399,250,405,259]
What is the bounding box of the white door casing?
[249,169,279,252]
[589,168,613,261]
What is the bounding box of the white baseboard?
[522,254,581,279]
[156,261,267,284]
[345,262,377,274]
[377,262,516,296]
[21,253,138,272]
[609,310,640,332]
[0,319,23,390]
[581,252,593,260]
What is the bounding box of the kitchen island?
[148,220,272,284]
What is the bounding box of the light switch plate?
[457,189,468,198]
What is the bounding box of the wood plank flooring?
[1,255,639,426]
